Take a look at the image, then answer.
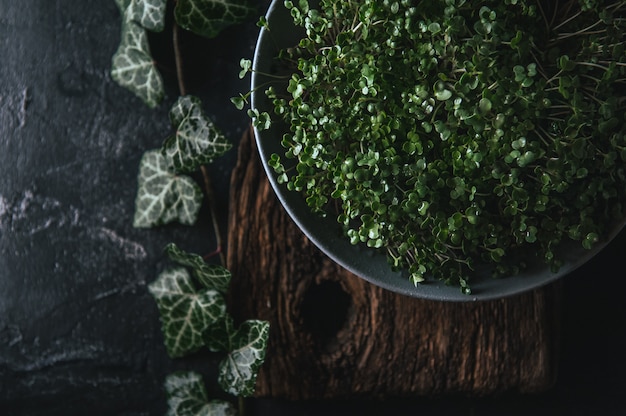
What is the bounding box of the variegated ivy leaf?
[218,319,270,397]
[165,242,231,293]
[111,17,164,108]
[162,95,232,174]
[165,372,237,416]
[126,0,167,32]
[133,150,203,228]
[174,0,257,39]
[148,267,227,358]
[202,316,270,392]
[116,0,166,31]
[203,314,234,352]
[115,0,131,13]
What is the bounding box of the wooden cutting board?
[226,126,562,399]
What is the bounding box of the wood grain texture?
[227,126,562,400]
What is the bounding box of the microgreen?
[259,0,626,293]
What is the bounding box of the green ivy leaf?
[126,0,168,32]
[133,150,203,228]
[165,372,237,416]
[115,0,132,13]
[111,18,164,108]
[148,267,227,358]
[174,0,257,38]
[217,319,270,397]
[165,242,231,293]
[203,314,234,352]
[162,95,232,174]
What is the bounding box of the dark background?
[1,1,625,415]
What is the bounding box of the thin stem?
[172,6,226,267]
[599,60,626,67]
[545,69,564,85]
[552,3,581,31]
[238,397,246,416]
[536,126,556,148]
[556,20,605,40]
[536,0,550,33]
[173,21,187,96]
[201,165,227,266]
[577,61,610,71]
[549,0,560,28]
[529,49,549,81]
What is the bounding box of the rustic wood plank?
[226,125,562,399]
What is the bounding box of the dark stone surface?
[1,1,626,415]
[0,1,261,414]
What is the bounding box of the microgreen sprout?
[262,0,626,293]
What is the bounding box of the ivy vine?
[110,0,268,414]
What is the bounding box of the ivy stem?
[172,12,226,267]
[238,397,246,416]
[173,20,187,96]
[201,165,227,266]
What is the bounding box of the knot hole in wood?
[300,280,352,350]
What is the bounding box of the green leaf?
[478,97,492,114]
[582,232,599,249]
[115,0,132,13]
[165,372,237,416]
[162,95,232,174]
[218,319,270,397]
[434,89,452,101]
[165,242,231,293]
[203,314,234,352]
[230,94,246,110]
[248,108,272,130]
[428,22,441,34]
[239,58,252,79]
[111,18,164,108]
[174,0,257,39]
[256,15,268,29]
[126,0,167,32]
[148,267,227,358]
[133,150,203,228]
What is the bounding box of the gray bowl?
[250,0,625,301]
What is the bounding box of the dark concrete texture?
[0,1,259,414]
[1,1,626,415]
